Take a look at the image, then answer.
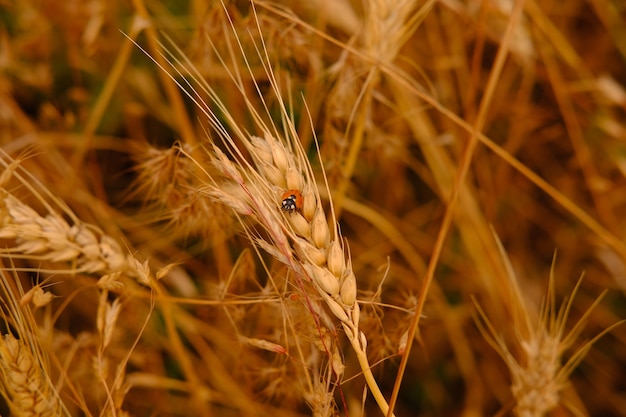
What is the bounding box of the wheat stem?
[349,330,391,416]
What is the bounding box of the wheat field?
[1,1,626,416]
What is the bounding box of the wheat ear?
[204,131,394,416]
[0,333,62,417]
[0,263,69,417]
[474,239,623,416]
[0,152,150,285]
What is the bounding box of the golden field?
[1,1,625,416]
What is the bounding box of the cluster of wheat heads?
[1,3,399,416]
[135,6,397,414]
[0,150,158,416]
[3,0,626,416]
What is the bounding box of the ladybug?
[281,190,304,214]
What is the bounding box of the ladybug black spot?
[281,195,297,213]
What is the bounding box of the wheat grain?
[97,296,122,350]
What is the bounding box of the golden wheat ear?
[204,129,397,415]
[474,237,624,417]
[0,150,151,284]
[0,333,64,416]
[0,263,70,417]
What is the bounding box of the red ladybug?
[281,190,303,213]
